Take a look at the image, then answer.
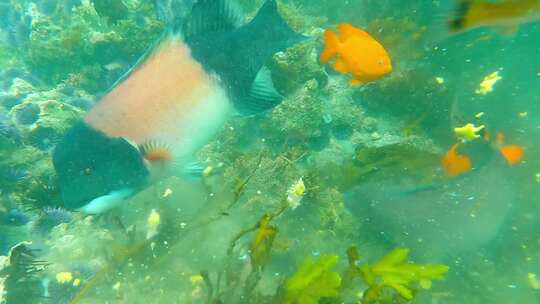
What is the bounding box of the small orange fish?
[441,143,472,177]
[320,23,392,85]
[495,132,524,165]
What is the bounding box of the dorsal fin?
[182,0,244,39]
[236,66,283,115]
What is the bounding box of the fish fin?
[338,23,368,39]
[182,0,244,39]
[138,140,173,163]
[441,143,472,177]
[320,29,339,62]
[333,57,349,73]
[181,161,205,179]
[236,66,283,115]
[350,78,364,85]
[499,144,524,165]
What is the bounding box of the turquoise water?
[0,0,539,303]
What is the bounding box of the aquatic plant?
[356,247,449,303]
[281,254,342,304]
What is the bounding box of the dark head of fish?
[52,121,149,209]
[183,0,306,114]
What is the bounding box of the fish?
[441,143,472,177]
[53,0,304,214]
[320,23,392,85]
[442,129,524,177]
[449,0,540,33]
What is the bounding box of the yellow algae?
[535,173,540,183]
[475,112,485,119]
[146,209,161,239]
[528,273,540,290]
[454,123,485,142]
[190,274,204,285]
[73,278,81,287]
[203,166,214,177]
[250,214,278,267]
[56,272,73,284]
[435,77,445,84]
[476,71,502,95]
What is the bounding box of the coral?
[358,248,449,302]
[13,102,40,125]
[282,254,342,304]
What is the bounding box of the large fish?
[53,0,304,213]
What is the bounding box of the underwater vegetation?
[0,0,539,303]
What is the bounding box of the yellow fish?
[449,0,540,33]
[320,23,392,85]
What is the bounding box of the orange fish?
[496,132,524,165]
[320,23,392,85]
[441,143,472,177]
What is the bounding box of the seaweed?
[356,247,449,303]
[281,254,342,304]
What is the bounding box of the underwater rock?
[0,208,30,227]
[0,93,24,109]
[0,3,32,48]
[0,113,22,144]
[67,97,94,111]
[14,102,40,125]
[0,241,46,304]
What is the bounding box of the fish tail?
[320,29,339,63]
[448,0,475,32]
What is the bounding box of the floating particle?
[475,112,485,119]
[435,77,445,84]
[535,173,540,184]
[518,112,528,118]
[476,71,502,95]
[162,188,173,198]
